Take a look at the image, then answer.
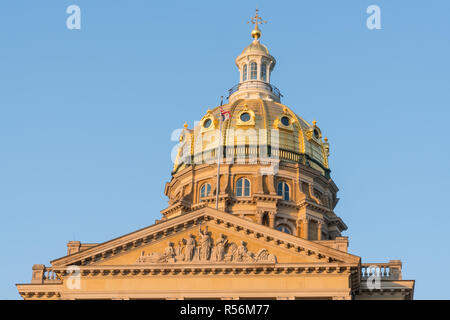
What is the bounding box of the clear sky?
[1,0,449,299]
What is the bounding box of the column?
[269,212,276,228]
[256,174,264,194]
[257,210,264,225]
[317,221,323,240]
[267,61,273,83]
[256,57,261,81]
[296,219,301,237]
[303,219,309,240]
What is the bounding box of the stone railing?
[227,81,283,99]
[361,260,402,280]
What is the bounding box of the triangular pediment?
[51,207,360,268]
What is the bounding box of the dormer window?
[250,62,257,80]
[200,110,218,133]
[236,106,256,126]
[240,112,251,122]
[281,116,290,126]
[243,64,248,81]
[260,62,267,81]
[313,128,320,139]
[203,119,212,128]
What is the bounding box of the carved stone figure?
[175,239,185,261]
[162,242,176,263]
[198,226,212,261]
[237,241,255,262]
[138,248,171,264]
[213,234,228,262]
[225,242,238,262]
[184,234,196,262]
[255,248,277,263]
[137,250,146,263]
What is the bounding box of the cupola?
[228,9,281,103]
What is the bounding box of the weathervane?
[247,8,267,40]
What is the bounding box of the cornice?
[54,263,358,278]
[358,280,415,299]
[160,200,191,216]
[253,193,281,202]
[296,199,333,214]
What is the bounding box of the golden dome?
[241,40,269,56]
[174,99,330,177]
[173,10,329,178]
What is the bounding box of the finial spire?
[247,8,267,41]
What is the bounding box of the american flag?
[220,106,230,121]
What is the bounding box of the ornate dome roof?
[172,10,330,179]
[174,98,330,177]
[241,40,270,55]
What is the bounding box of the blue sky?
[1,0,449,299]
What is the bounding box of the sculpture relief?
[198,226,212,261]
[213,233,228,262]
[137,226,277,264]
[185,233,196,262]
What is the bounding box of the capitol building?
[16,11,415,300]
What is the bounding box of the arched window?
[236,178,250,197]
[242,64,247,81]
[277,224,292,234]
[260,62,267,81]
[277,181,290,201]
[250,62,257,80]
[200,183,211,201]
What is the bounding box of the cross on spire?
[247,9,267,40]
[248,8,267,27]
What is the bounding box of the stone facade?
[16,10,415,300]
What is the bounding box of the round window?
[281,116,290,126]
[203,119,212,128]
[240,112,251,122]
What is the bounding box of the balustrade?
[361,260,402,280]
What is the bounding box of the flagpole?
[215,96,223,210]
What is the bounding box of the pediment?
[51,207,360,268]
